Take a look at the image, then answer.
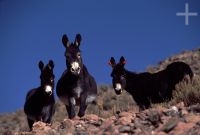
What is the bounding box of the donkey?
[56,34,97,119]
[24,60,55,130]
[109,56,193,110]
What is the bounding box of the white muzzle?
[45,85,52,95]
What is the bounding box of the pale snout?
[45,85,53,95]
[70,62,81,75]
[114,83,123,94]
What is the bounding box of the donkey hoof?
[78,112,85,118]
[69,113,76,119]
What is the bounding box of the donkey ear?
[109,57,116,67]
[62,34,70,48]
[38,61,44,71]
[48,60,54,69]
[119,56,126,66]
[74,33,82,47]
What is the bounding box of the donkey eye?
[120,76,125,80]
[50,79,54,82]
[65,53,70,59]
[77,52,81,58]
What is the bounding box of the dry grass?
[87,85,137,118]
[171,75,200,106]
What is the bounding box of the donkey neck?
[124,69,152,93]
[36,86,54,101]
[123,69,138,92]
[125,69,137,80]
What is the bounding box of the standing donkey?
[24,60,55,130]
[56,34,97,119]
[109,56,193,110]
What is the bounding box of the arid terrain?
[0,48,200,135]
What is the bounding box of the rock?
[99,120,114,133]
[30,121,57,135]
[180,109,188,116]
[32,121,50,131]
[155,131,167,135]
[184,121,200,135]
[187,104,200,113]
[3,130,13,135]
[81,114,99,121]
[81,114,104,127]
[119,125,131,133]
[116,116,133,125]
[147,110,161,126]
[171,121,195,135]
[176,102,185,109]
[6,103,200,135]
[163,107,179,117]
[160,117,179,133]
[115,111,135,125]
[136,112,148,120]
[184,114,200,123]
[118,112,134,118]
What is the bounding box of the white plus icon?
[176,3,198,25]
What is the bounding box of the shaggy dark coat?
[24,60,55,130]
[109,56,193,110]
[56,34,97,119]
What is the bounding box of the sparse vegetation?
[171,75,200,106]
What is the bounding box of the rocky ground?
[14,102,200,135]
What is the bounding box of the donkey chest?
[72,86,83,98]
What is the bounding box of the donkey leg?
[66,98,76,119]
[66,105,76,119]
[78,95,87,117]
[78,104,87,117]
[27,118,34,131]
[46,105,55,124]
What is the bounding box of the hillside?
[0,48,200,135]
[147,48,200,76]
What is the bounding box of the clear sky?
[0,0,200,113]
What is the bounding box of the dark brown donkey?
[24,60,55,130]
[109,56,193,110]
[56,34,97,119]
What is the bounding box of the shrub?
[171,75,200,106]
[85,85,137,118]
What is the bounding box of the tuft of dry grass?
[171,75,200,106]
[86,85,137,118]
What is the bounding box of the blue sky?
[0,0,199,113]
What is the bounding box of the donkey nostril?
[71,68,75,72]
[77,67,81,71]
[47,91,52,95]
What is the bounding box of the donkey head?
[109,56,126,95]
[62,34,83,76]
[39,60,55,96]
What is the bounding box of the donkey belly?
[59,96,81,106]
[58,87,96,106]
[86,94,96,104]
[58,86,82,106]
